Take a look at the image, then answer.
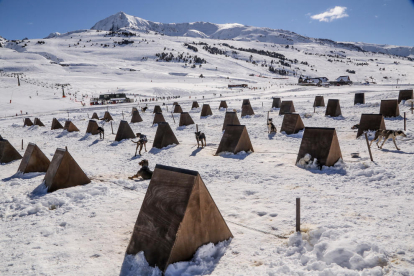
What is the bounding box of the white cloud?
[310,6,349,22]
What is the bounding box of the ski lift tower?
[11,73,24,86]
[56,83,70,98]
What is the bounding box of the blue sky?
[0,0,413,46]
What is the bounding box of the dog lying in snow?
[369,129,406,150]
[141,107,148,112]
[128,159,153,180]
[351,124,359,130]
[195,131,206,148]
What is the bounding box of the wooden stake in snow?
[166,105,168,112]
[111,121,114,134]
[404,112,406,131]
[365,132,373,162]
[196,124,198,132]
[171,112,175,124]
[296,198,300,232]
[267,111,270,133]
[122,111,124,120]
[411,102,413,115]
[22,139,23,150]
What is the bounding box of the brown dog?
[369,129,406,150]
[128,159,153,180]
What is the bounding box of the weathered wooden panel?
[18,143,50,173]
[356,114,386,138]
[380,99,400,117]
[296,127,342,167]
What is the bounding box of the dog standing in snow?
[369,129,406,150]
[97,126,104,140]
[195,131,206,148]
[132,133,148,156]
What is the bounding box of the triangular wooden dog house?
[191,101,199,109]
[200,104,213,117]
[272,98,281,108]
[173,102,178,106]
[179,112,195,126]
[131,111,143,123]
[153,113,166,125]
[91,112,99,120]
[216,125,254,155]
[241,104,254,117]
[380,99,400,117]
[354,93,365,105]
[241,100,254,117]
[242,99,250,105]
[86,120,99,135]
[325,99,342,117]
[44,148,90,193]
[219,101,228,109]
[0,139,22,164]
[34,118,45,127]
[296,127,342,167]
[398,89,413,103]
[173,105,183,113]
[18,143,50,173]
[356,114,386,138]
[24,118,33,127]
[153,105,162,113]
[131,107,138,115]
[222,112,240,130]
[102,111,113,122]
[51,118,63,130]
[313,96,325,107]
[115,120,136,142]
[125,164,233,272]
[152,122,179,149]
[280,113,305,134]
[279,101,295,115]
[64,121,79,132]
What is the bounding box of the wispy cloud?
[310,6,349,22]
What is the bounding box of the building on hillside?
[90,93,131,105]
[298,76,329,86]
[228,84,248,88]
[330,76,352,86]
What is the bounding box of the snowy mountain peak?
[91,12,151,32]
[89,12,414,57]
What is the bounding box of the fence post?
[404,112,406,131]
[296,198,300,232]
[364,132,374,162]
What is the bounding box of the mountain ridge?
[86,11,414,58]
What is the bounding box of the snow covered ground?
[1,21,414,275]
